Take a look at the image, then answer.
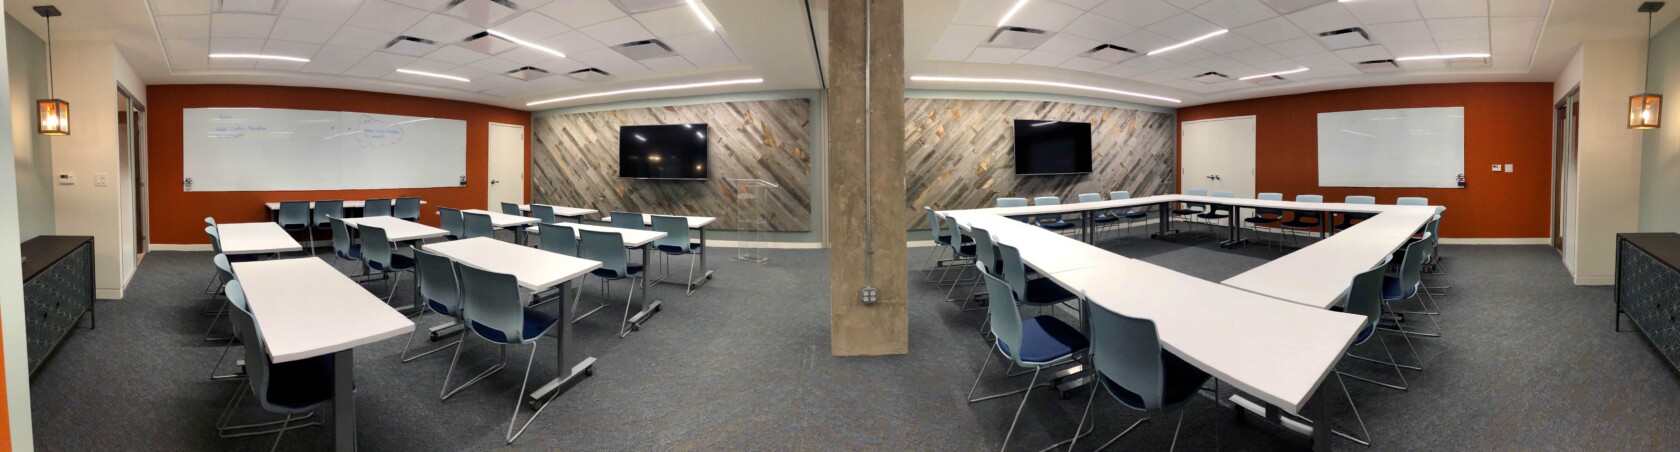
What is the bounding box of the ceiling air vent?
[1356,59,1401,73]
[1316,27,1371,50]
[505,66,553,81]
[1258,0,1335,14]
[462,31,519,54]
[567,68,612,81]
[1082,44,1139,63]
[612,39,678,61]
[986,27,1052,49]
[384,36,440,56]
[608,0,685,13]
[1190,72,1231,84]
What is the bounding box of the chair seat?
[369,254,415,272]
[1123,211,1149,219]
[954,243,978,258]
[444,234,461,241]
[280,224,309,232]
[336,244,362,260]
[1021,278,1076,306]
[1382,276,1416,300]
[1329,305,1378,344]
[592,264,645,280]
[468,308,560,344]
[427,299,454,316]
[1038,221,1075,230]
[1244,216,1280,225]
[657,243,702,255]
[1171,209,1200,216]
[997,315,1089,364]
[227,253,262,263]
[265,354,336,411]
[1197,213,1230,220]
[1099,350,1211,413]
[1092,215,1121,223]
[1280,220,1319,229]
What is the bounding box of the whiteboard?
[1316,107,1464,188]
[183,108,466,192]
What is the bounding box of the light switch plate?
[1504,164,1513,172]
[1491,164,1502,172]
[57,173,73,185]
[95,173,108,187]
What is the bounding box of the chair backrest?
[995,242,1031,303]
[1077,193,1102,203]
[1422,216,1441,260]
[1396,197,1428,206]
[277,201,310,227]
[1184,188,1207,209]
[944,212,970,256]
[413,247,461,315]
[579,229,630,278]
[972,227,998,274]
[531,204,559,224]
[206,226,225,254]
[361,225,395,269]
[1205,191,1234,214]
[537,223,578,257]
[980,270,1026,365]
[610,211,645,230]
[313,200,344,226]
[364,198,393,217]
[438,207,465,239]
[1345,256,1390,338]
[1345,195,1375,204]
[226,281,277,408]
[1296,194,1323,203]
[1256,192,1283,215]
[205,217,217,226]
[1393,233,1429,299]
[1212,191,1233,198]
[455,262,528,344]
[1292,194,1323,220]
[1110,191,1140,215]
[330,217,354,258]
[651,215,693,251]
[463,212,495,239]
[1085,295,1167,411]
[996,197,1029,208]
[1031,196,1062,224]
[395,197,421,219]
[924,207,951,243]
[213,254,235,289]
[500,202,522,216]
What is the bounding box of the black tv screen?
[619,124,708,180]
[1013,120,1092,175]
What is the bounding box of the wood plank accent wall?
[903,98,1177,228]
[531,99,813,231]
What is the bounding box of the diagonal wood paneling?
[904,98,1177,228]
[532,99,813,231]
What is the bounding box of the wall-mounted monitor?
[1013,120,1092,175]
[619,124,708,180]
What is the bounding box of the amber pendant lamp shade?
[1632,2,1666,130]
[35,6,69,136]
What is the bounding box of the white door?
[487,123,525,208]
[1181,116,1257,198]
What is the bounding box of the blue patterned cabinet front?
[20,236,95,376]
[1618,234,1680,373]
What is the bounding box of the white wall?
[1641,19,1680,233]
[0,1,37,446]
[50,41,132,298]
[1571,39,1646,285]
[6,13,51,240]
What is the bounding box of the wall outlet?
[1491,164,1502,172]
[860,287,879,304]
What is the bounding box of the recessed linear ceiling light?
[396,68,470,82]
[1146,29,1228,56]
[487,29,566,59]
[998,0,1030,27]
[209,53,310,62]
[1393,53,1492,61]
[686,0,716,32]
[1237,67,1308,80]
[910,76,1181,103]
[526,78,764,106]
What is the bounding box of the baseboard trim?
[96,289,123,300]
[1573,275,1613,286]
[1439,238,1550,245]
[150,244,213,252]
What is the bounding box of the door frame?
[486,122,526,208]
[1180,115,1259,198]
[1552,87,1579,255]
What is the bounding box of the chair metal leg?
[209,335,246,381]
[684,252,699,296]
[1341,328,1415,390]
[617,277,639,338]
[1376,303,1427,370]
[1328,372,1373,446]
[1392,291,1444,337]
[217,381,320,439]
[998,367,1042,451]
[400,310,463,363]
[440,335,507,400]
[505,341,552,444]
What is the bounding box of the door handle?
[1206,175,1221,181]
[491,179,500,184]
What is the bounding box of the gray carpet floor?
[26,225,1680,450]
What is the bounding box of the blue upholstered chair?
[922,207,973,284]
[1197,190,1235,240]
[609,211,645,230]
[1280,194,1324,248]
[400,247,463,363]
[1246,193,1286,252]
[651,215,703,296]
[359,225,416,302]
[1335,195,1377,231]
[531,204,559,224]
[218,280,335,448]
[996,242,1076,310]
[1030,196,1076,235]
[442,263,560,444]
[463,212,495,240]
[310,200,343,255]
[394,197,422,222]
[205,254,241,378]
[500,202,522,216]
[996,197,1030,223]
[328,217,361,273]
[1068,293,1214,451]
[579,229,645,337]
[1382,234,1442,342]
[1396,197,1428,206]
[363,198,393,217]
[277,201,312,255]
[438,207,465,240]
[1172,188,1209,237]
[967,270,1089,451]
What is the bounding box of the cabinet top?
[1621,233,1680,272]
[21,235,92,282]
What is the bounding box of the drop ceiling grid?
[929,0,1549,94]
[146,0,746,95]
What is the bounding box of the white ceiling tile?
[1120,54,1179,71]
[1016,50,1076,66]
[1166,0,1211,9]
[500,46,565,64]
[1490,16,1541,55]
[1062,13,1138,42]
[950,0,1018,26]
[1192,55,1252,72]
[262,40,322,59]
[1286,2,1360,34]
[327,26,399,50]
[1226,44,1286,65]
[359,51,419,68]
[152,0,212,16]
[1061,56,1115,72]
[1091,0,1184,28]
[1133,70,1181,84]
[928,24,994,61]
[1233,16,1305,44]
[466,55,522,72]
[209,57,258,70]
[1146,13,1224,42]
[1331,44,1391,63]
[269,17,342,45]
[1398,58,1446,70]
[1039,33,1102,55]
[640,55,694,71]
[683,48,740,66]
[255,58,311,71]
[390,0,452,11]
[1363,20,1433,44]
[281,0,364,23]
[1341,0,1423,25]
[348,0,431,34]
[404,13,482,43]
[301,60,355,74]
[967,47,1031,63]
[662,31,727,56]
[570,46,637,66]
[596,60,652,77]
[1159,45,1216,63]
[443,0,518,27]
[425,45,493,64]
[311,45,374,65]
[1435,39,1490,55]
[157,15,212,40]
[1194,33,1257,53]
[1170,79,1227,93]
[166,38,210,69]
[580,16,656,46]
[1190,0,1279,29]
[632,4,711,38]
[1490,0,1549,17]
[1213,79,1256,90]
[1427,17,1489,41]
[1097,63,1145,78]
[1002,0,1086,30]
[1114,30,1179,52]
[1249,58,1304,73]
[344,62,397,78]
[1267,36,1325,56]
[401,58,459,73]
[210,37,269,54]
[1057,0,1107,9]
[493,12,571,42]
[539,0,629,28]
[1491,52,1529,68]
[210,13,277,39]
[1382,40,1439,59]
[532,57,589,74]
[1413,0,1486,19]
[1290,51,1360,76]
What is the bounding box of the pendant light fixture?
[1631,2,1666,130]
[34,5,69,136]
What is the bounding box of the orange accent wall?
[1176,82,1554,239]
[146,85,531,245]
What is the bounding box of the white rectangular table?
[1223,233,1416,309]
[463,209,541,244]
[600,213,718,292]
[422,238,602,406]
[215,222,303,256]
[340,216,449,243]
[527,222,668,334]
[232,258,415,451]
[518,204,599,221]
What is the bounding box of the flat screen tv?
[619,124,709,180]
[1013,120,1092,175]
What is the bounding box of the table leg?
[626,245,662,332]
[688,226,714,291]
[1308,382,1331,452]
[334,348,355,452]
[528,280,595,408]
[1153,202,1175,241]
[1221,205,1248,249]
